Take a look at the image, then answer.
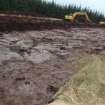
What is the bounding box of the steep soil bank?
[0,14,71,31]
[0,13,101,31]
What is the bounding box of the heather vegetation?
[0,0,105,23]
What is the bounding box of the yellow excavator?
[99,21,105,27]
[64,12,105,27]
[65,12,91,25]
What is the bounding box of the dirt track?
[0,27,105,105]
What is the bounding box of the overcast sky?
[45,0,105,15]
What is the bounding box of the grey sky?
[45,0,105,15]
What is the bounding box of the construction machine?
[64,12,105,28]
[99,21,105,27]
[64,12,92,25]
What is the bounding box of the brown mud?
[0,13,105,105]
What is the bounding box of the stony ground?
[0,28,105,105]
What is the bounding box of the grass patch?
[52,53,105,105]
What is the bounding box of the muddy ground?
[0,28,105,105]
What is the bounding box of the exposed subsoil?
[0,13,101,32]
[0,13,71,31]
[0,27,105,105]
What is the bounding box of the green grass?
[54,52,105,105]
[0,0,105,23]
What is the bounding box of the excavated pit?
[0,28,105,105]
